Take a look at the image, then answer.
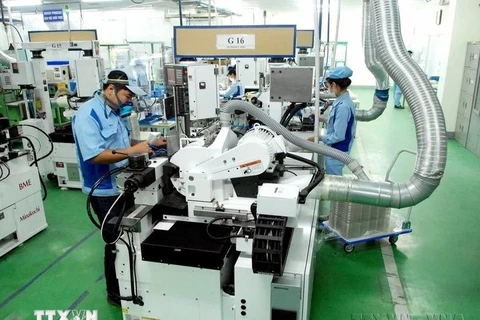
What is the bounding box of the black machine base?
[141,221,233,270]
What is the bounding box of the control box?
[73,58,105,97]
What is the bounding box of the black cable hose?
[115,236,144,306]
[279,103,296,125]
[7,136,48,201]
[285,152,325,202]
[206,216,255,241]
[282,103,307,127]
[0,161,10,181]
[16,124,54,166]
[86,166,127,229]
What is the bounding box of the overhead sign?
[43,9,64,23]
[174,25,296,58]
[216,34,255,50]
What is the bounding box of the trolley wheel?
[344,244,354,253]
[389,236,399,245]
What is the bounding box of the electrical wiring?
[206,216,255,241]
[7,136,48,200]
[284,170,298,176]
[130,0,145,4]
[100,192,126,245]
[86,166,127,229]
[0,160,10,181]
[16,124,54,167]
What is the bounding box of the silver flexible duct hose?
[222,100,370,180]
[356,0,389,122]
[372,0,446,180]
[309,0,447,208]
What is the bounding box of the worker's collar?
[333,90,350,106]
[94,92,117,117]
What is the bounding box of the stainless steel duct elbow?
[310,0,447,208]
[356,0,389,122]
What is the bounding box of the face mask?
[119,102,133,118]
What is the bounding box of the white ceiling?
[3,0,430,17]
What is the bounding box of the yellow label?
[142,317,161,320]
[122,308,129,313]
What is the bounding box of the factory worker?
[309,66,356,176]
[220,69,245,99]
[130,58,149,94]
[72,69,166,308]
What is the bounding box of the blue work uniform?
[72,93,130,196]
[222,80,244,99]
[322,91,356,175]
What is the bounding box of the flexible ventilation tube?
[310,0,447,208]
[356,0,389,122]
[222,100,370,180]
[0,49,16,63]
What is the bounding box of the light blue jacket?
[72,94,130,196]
[322,91,356,152]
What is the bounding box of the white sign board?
[216,34,256,50]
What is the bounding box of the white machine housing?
[51,142,82,189]
[0,155,47,258]
[236,58,268,90]
[72,58,106,98]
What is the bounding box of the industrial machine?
[0,117,48,258]
[236,58,268,91]
[164,63,219,138]
[96,118,322,320]
[5,40,106,189]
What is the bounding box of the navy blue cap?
[328,66,353,79]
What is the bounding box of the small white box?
[11,61,35,86]
[257,183,300,218]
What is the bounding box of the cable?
[0,161,9,181]
[86,166,127,229]
[284,170,298,176]
[206,216,254,241]
[16,124,54,167]
[100,192,126,245]
[7,136,48,200]
[130,0,145,4]
[115,236,144,306]
[285,152,325,203]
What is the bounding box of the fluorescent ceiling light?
[5,0,41,7]
[82,0,122,3]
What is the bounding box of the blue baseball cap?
[328,66,353,79]
[105,69,146,96]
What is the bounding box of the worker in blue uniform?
[309,66,356,176]
[72,69,166,307]
[220,69,244,99]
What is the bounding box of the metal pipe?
[178,0,183,26]
[5,0,19,62]
[355,0,389,122]
[208,0,211,26]
[329,0,341,70]
[313,0,320,147]
[309,0,447,208]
